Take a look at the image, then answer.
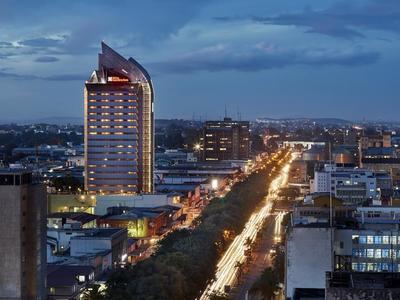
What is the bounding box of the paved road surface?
[234,214,276,300]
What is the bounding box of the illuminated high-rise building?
[200,117,250,161]
[84,42,154,194]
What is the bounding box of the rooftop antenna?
[237,106,240,121]
[224,104,228,119]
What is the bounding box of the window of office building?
[375,249,382,258]
[382,249,390,258]
[382,236,390,244]
[367,249,374,258]
[374,236,382,244]
[367,236,374,244]
[359,235,367,244]
[367,263,375,271]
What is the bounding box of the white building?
[311,164,379,204]
[285,226,333,299]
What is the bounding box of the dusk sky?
[0,0,399,122]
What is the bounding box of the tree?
[81,284,105,300]
[234,261,245,282]
[250,267,278,300]
[51,175,83,193]
[209,292,229,300]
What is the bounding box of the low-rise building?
[47,212,98,229]
[98,207,168,238]
[47,265,95,299]
[47,227,127,269]
[95,193,180,215]
[47,194,96,214]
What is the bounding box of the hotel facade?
[84,42,154,194]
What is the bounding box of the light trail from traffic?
[274,211,285,243]
[200,153,293,299]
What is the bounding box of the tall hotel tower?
[84,42,154,194]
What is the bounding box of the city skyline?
[0,0,400,121]
[2,1,400,299]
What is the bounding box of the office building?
[359,132,391,151]
[0,169,46,299]
[358,131,391,165]
[200,117,250,161]
[286,203,400,299]
[310,164,379,205]
[84,42,154,195]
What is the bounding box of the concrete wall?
[0,186,23,298]
[334,229,353,256]
[70,238,111,257]
[0,182,46,300]
[285,226,332,299]
[47,229,83,252]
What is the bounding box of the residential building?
[200,117,250,161]
[0,169,46,299]
[84,42,154,195]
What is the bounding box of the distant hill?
[0,117,203,127]
[256,117,352,125]
[0,116,83,125]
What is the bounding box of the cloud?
[0,69,38,80]
[149,43,380,73]
[217,0,400,39]
[19,36,65,48]
[0,41,16,48]
[35,56,59,63]
[0,68,85,81]
[45,74,86,81]
[34,56,60,63]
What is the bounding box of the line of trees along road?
[103,150,290,300]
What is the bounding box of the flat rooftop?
[48,227,126,238]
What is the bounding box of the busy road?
[200,153,293,299]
